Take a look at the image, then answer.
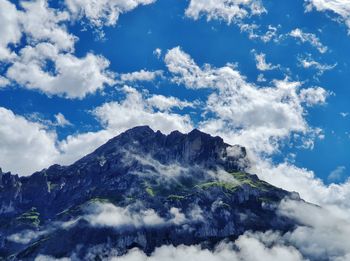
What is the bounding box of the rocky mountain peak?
[79,126,249,173]
[0,126,299,260]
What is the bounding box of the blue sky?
[1,0,350,187]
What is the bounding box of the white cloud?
[72,199,350,260]
[250,160,350,210]
[340,112,349,117]
[165,46,217,89]
[147,95,195,111]
[298,55,336,75]
[0,107,59,176]
[185,0,266,24]
[8,229,48,245]
[0,76,10,88]
[57,130,114,166]
[0,0,75,62]
[54,113,72,127]
[6,43,115,99]
[65,0,156,27]
[278,199,350,260]
[120,69,163,82]
[165,47,327,155]
[257,73,266,82]
[52,86,194,166]
[239,24,281,43]
[0,0,22,61]
[94,86,193,135]
[253,52,279,71]
[289,28,328,53]
[0,0,116,98]
[306,0,350,32]
[84,203,165,228]
[112,233,304,261]
[153,48,162,59]
[328,166,346,182]
[169,207,187,225]
[19,0,76,51]
[299,86,328,106]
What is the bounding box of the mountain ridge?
[0,126,301,259]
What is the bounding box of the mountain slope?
[0,126,300,259]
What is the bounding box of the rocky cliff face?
[0,126,300,260]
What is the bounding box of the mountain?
[0,126,301,260]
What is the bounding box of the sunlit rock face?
[0,126,300,259]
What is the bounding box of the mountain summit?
[0,126,299,259]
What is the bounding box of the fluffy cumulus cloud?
[56,130,114,166]
[306,0,350,32]
[94,86,194,134]
[0,107,111,176]
[65,0,156,27]
[19,0,75,51]
[0,0,75,62]
[6,43,114,99]
[0,0,21,61]
[185,0,266,24]
[165,47,327,154]
[0,107,59,175]
[299,86,328,106]
[0,0,116,98]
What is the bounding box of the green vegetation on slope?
[16,207,41,227]
[196,181,239,191]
